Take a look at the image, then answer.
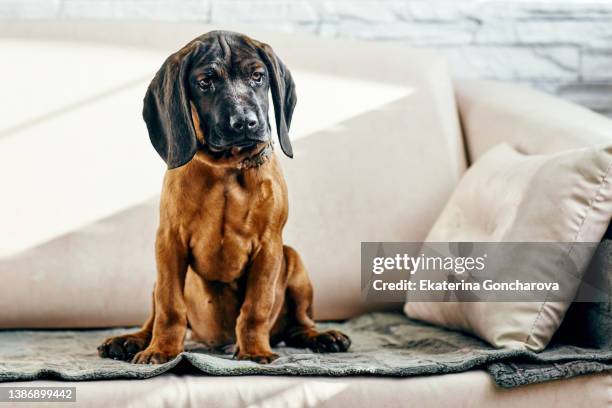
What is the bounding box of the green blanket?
[1,312,610,388]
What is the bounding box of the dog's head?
[143,31,296,169]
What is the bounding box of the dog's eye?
[251,72,264,84]
[198,77,213,91]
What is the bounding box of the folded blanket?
[0,312,610,388]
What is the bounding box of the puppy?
[98,31,351,364]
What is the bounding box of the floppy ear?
[257,43,297,158]
[143,45,199,169]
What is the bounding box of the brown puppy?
[98,31,350,364]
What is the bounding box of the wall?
[2,0,612,117]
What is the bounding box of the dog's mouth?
[203,136,268,162]
[205,129,269,158]
[231,140,260,150]
[207,140,258,155]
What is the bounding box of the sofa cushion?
[4,371,610,408]
[405,143,612,350]
[0,30,465,327]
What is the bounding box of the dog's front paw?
[308,330,351,353]
[98,333,149,361]
[235,348,279,364]
[132,347,181,364]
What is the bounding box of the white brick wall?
[2,0,612,117]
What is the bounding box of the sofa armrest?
[454,80,612,162]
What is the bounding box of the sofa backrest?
[455,80,612,162]
[0,22,466,327]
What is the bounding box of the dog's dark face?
[188,36,271,151]
[143,31,297,169]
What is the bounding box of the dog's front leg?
[235,241,283,364]
[133,229,188,364]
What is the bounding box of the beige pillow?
[404,143,612,351]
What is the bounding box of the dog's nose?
[229,111,258,133]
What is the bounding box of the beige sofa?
[0,22,610,407]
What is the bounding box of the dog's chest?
[187,174,284,282]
